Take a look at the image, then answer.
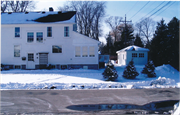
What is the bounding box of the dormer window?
[64,26,69,37]
[15,27,20,37]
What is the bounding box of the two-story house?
[1,10,100,70]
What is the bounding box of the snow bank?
[0,64,179,90]
[173,102,180,115]
[0,77,177,90]
[150,77,176,86]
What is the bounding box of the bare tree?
[135,17,155,45]
[58,1,106,41]
[9,0,35,12]
[105,16,123,42]
[1,0,8,12]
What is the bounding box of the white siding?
[117,52,126,65]
[1,23,99,67]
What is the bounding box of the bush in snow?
[122,59,139,79]
[102,61,118,81]
[141,60,156,78]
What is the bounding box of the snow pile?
[0,64,179,90]
[150,76,176,86]
[156,64,178,74]
[173,102,180,115]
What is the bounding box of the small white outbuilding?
[116,45,149,65]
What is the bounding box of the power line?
[143,1,166,19]
[135,1,166,23]
[152,1,176,19]
[148,1,171,18]
[129,1,150,20]
[126,1,138,15]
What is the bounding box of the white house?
[1,10,100,69]
[116,45,149,65]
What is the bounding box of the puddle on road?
[66,100,178,114]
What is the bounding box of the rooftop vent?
[49,7,54,12]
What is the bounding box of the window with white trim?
[89,46,95,57]
[64,26,69,37]
[15,27,20,37]
[14,45,20,57]
[75,46,81,57]
[47,27,52,37]
[82,46,88,57]
[27,32,34,43]
[36,32,43,43]
[52,45,62,53]
[139,53,144,57]
[132,53,137,57]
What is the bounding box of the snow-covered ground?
[0,64,179,90]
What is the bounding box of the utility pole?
[120,14,132,46]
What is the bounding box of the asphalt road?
[1,88,179,114]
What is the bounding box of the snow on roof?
[116,45,149,53]
[1,11,76,24]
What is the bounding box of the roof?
[116,45,149,53]
[1,11,76,24]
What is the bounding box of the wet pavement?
[1,88,179,114]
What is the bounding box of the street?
[1,88,179,114]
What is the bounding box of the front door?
[39,53,48,69]
[27,53,35,69]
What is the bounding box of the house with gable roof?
[116,45,149,65]
[1,9,100,70]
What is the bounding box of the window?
[73,24,77,31]
[15,27,20,37]
[47,27,52,37]
[89,46,95,57]
[64,26,69,37]
[139,53,144,58]
[132,53,137,57]
[15,65,21,69]
[28,53,34,61]
[82,46,88,57]
[27,32,34,42]
[52,45,62,53]
[75,46,81,57]
[36,32,43,43]
[14,45,20,57]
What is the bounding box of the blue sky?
[34,1,180,43]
